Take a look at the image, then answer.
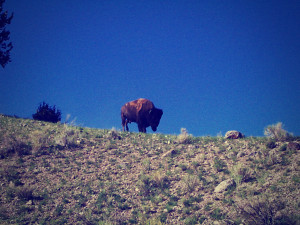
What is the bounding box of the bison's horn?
[149,109,152,114]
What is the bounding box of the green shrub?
[184,215,198,225]
[0,206,9,220]
[266,140,276,149]
[32,102,61,123]
[152,170,170,189]
[235,195,285,225]
[181,175,199,193]
[210,208,225,220]
[16,186,34,201]
[213,158,227,172]
[54,204,64,216]
[138,173,153,197]
[275,215,299,225]
[142,159,151,172]
[0,166,23,186]
[231,163,252,185]
[96,190,107,210]
[204,202,213,211]
[279,144,287,151]
[145,217,164,225]
[0,136,32,158]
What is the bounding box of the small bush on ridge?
[264,122,292,141]
[32,102,61,123]
[177,128,193,144]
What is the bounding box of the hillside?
[0,114,299,225]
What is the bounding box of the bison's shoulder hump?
[137,99,154,112]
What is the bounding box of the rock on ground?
[214,179,236,193]
[225,130,244,139]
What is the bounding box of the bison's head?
[149,108,163,132]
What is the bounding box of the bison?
[121,98,163,133]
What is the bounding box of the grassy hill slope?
[0,115,299,224]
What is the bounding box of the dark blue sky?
[1,0,299,136]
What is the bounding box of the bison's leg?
[122,116,128,131]
[137,124,143,133]
[122,120,125,131]
[138,124,146,133]
[125,121,129,131]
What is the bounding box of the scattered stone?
[214,179,236,193]
[214,196,221,201]
[9,181,15,188]
[287,142,300,151]
[26,200,33,205]
[161,149,177,158]
[107,130,121,140]
[227,151,236,159]
[225,130,244,139]
[226,146,232,151]
[237,151,246,158]
[213,221,227,225]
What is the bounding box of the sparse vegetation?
[0,114,299,224]
[235,195,298,225]
[213,157,227,172]
[231,163,253,186]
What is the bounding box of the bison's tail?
[121,111,128,131]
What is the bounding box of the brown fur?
[121,98,163,133]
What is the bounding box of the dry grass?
[177,128,193,144]
[264,122,293,141]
